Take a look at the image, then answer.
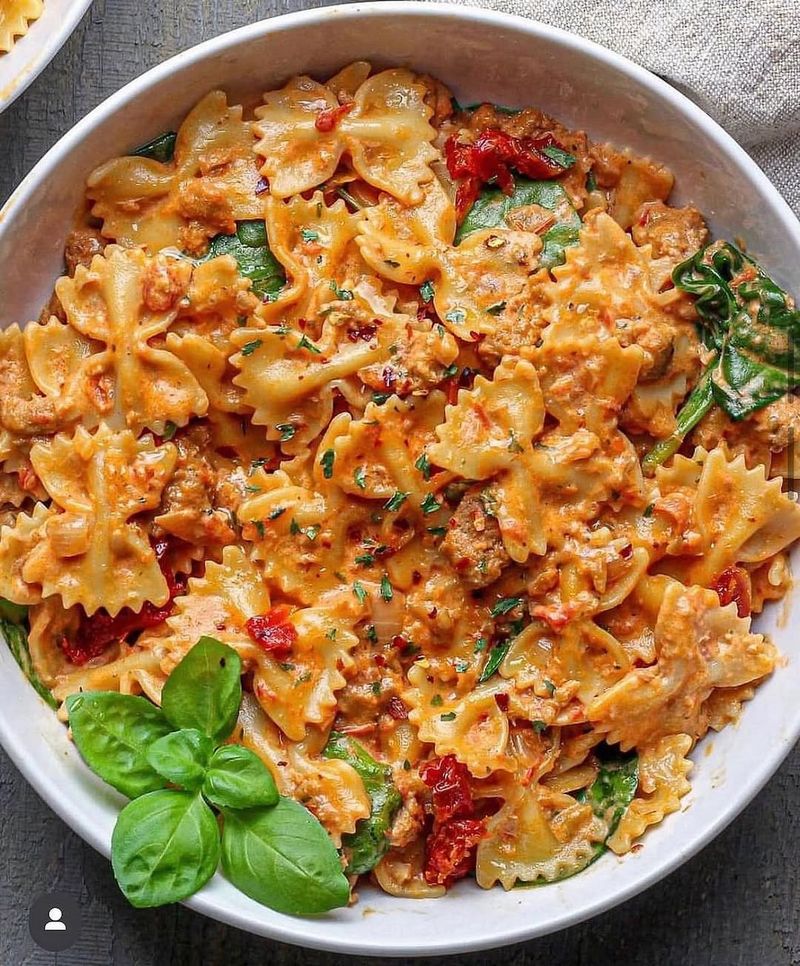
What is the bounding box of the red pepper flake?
[315,102,353,133]
[347,322,378,343]
[494,692,509,712]
[387,695,408,720]
[444,128,569,218]
[391,634,408,650]
[711,566,752,618]
[60,539,186,666]
[245,605,297,658]
[620,543,633,560]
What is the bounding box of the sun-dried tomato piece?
[387,695,408,720]
[245,605,297,658]
[60,538,186,666]
[423,816,486,886]
[444,128,569,219]
[420,754,475,824]
[711,565,752,618]
[315,102,353,133]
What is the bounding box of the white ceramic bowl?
[0,0,93,114]
[1,3,798,956]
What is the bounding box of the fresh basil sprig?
[643,242,800,471]
[67,636,349,914]
[455,177,581,267]
[203,220,285,301]
[1,604,57,709]
[323,731,401,874]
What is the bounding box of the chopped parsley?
[430,694,444,707]
[442,363,459,379]
[454,659,470,673]
[330,281,354,301]
[352,581,368,604]
[643,503,655,518]
[479,640,511,682]
[532,719,547,733]
[289,519,301,535]
[507,429,523,453]
[320,449,335,479]
[491,596,523,618]
[420,280,435,303]
[440,712,457,721]
[162,420,177,440]
[480,489,499,518]
[486,301,507,316]
[240,339,263,356]
[384,491,408,512]
[474,637,488,653]
[380,574,393,602]
[296,334,322,354]
[354,466,367,490]
[300,228,320,242]
[254,520,266,538]
[354,552,375,567]
[267,507,286,521]
[543,679,556,696]
[276,423,296,441]
[371,681,383,695]
[427,526,447,537]
[372,391,391,405]
[326,628,337,640]
[420,493,441,515]
[445,308,466,327]
[366,624,378,644]
[415,452,431,480]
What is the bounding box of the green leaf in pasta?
[323,731,402,874]
[2,616,57,709]
[0,598,27,624]
[583,751,639,839]
[111,789,221,908]
[204,219,286,300]
[132,131,178,163]
[202,745,279,810]
[455,177,581,267]
[160,637,242,743]
[221,798,350,915]
[66,692,173,798]
[146,728,215,792]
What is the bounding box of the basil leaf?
[132,131,177,163]
[146,728,214,792]
[202,745,279,810]
[66,692,172,798]
[2,616,56,709]
[160,637,242,742]
[455,177,581,267]
[221,798,350,915]
[111,790,220,908]
[0,597,27,624]
[323,732,401,874]
[204,220,285,300]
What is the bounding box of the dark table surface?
[1,1,799,963]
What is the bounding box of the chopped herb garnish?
[289,519,301,535]
[643,503,654,518]
[380,574,393,602]
[532,719,547,733]
[480,490,498,518]
[303,525,320,542]
[415,453,431,480]
[586,170,598,193]
[162,420,177,441]
[507,430,523,453]
[445,308,466,327]
[430,694,444,707]
[353,466,367,490]
[403,759,411,771]
[440,712,457,721]
[491,596,523,618]
[420,280,435,303]
[267,507,286,521]
[442,363,459,379]
[326,628,337,640]
[420,493,441,515]
[541,145,576,168]
[254,520,266,538]
[355,552,375,567]
[543,679,556,696]
[454,659,470,673]
[300,228,320,242]
[427,526,447,537]
[486,301,507,316]
[384,491,408,512]
[476,558,488,574]
[372,392,391,405]
[244,484,262,493]
[240,339,262,356]
[353,581,368,604]
[279,661,295,671]
[479,640,511,682]
[329,281,354,301]
[371,681,382,696]
[366,624,378,644]
[320,449,335,479]
[296,334,322,354]
[276,423,296,441]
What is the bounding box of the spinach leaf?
[146,728,214,792]
[160,637,242,742]
[0,597,27,624]
[203,220,285,300]
[132,131,178,163]
[455,177,581,268]
[323,732,402,874]
[202,745,279,810]
[2,616,57,709]
[583,751,639,839]
[111,789,220,907]
[644,242,800,470]
[221,798,350,915]
[66,692,172,798]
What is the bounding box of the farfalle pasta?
[2,63,799,906]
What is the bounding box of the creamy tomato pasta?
[2,63,799,906]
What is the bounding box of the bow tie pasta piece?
[257,193,366,327]
[165,333,246,416]
[606,734,692,855]
[55,246,209,433]
[0,0,42,51]
[587,582,777,749]
[86,91,263,255]
[16,425,177,615]
[0,502,53,605]
[238,695,371,844]
[174,255,260,343]
[404,663,516,777]
[357,191,540,342]
[475,783,607,889]
[254,69,438,204]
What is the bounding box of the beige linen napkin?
[431,0,800,215]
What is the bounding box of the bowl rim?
[0,0,94,115]
[2,1,800,956]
